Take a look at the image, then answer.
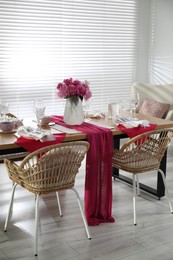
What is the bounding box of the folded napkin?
[116,123,157,139]
[17,126,54,141]
[15,133,66,153]
[115,115,150,128]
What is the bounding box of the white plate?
[32,120,55,126]
[0,129,16,134]
[41,122,55,126]
[51,124,81,134]
[88,121,115,129]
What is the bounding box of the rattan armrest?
[4,158,24,185]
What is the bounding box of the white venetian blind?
[149,0,173,84]
[0,0,140,117]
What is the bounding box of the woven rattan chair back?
[5,141,90,194]
[4,141,91,255]
[112,128,173,174]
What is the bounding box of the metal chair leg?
[136,174,140,196]
[71,188,91,239]
[158,169,173,213]
[56,192,63,217]
[35,194,39,256]
[4,183,17,231]
[133,175,137,225]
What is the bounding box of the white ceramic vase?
[63,96,84,125]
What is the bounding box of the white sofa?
[131,82,173,121]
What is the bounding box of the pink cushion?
[139,99,169,118]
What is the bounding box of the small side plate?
[0,129,16,134]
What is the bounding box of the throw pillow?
[139,99,169,118]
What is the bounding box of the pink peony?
[56,77,92,100]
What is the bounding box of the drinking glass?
[108,100,120,119]
[129,93,140,116]
[83,100,89,121]
[33,99,45,126]
[0,101,9,121]
[83,98,93,121]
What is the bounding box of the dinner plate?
[0,129,16,134]
[43,122,55,126]
[89,121,114,129]
[32,120,55,126]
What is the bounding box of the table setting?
[0,114,23,134]
[107,94,157,137]
[1,93,173,222]
[14,119,67,153]
[0,80,159,227]
[114,115,157,138]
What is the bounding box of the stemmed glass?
[129,93,140,116]
[83,98,93,122]
[0,101,9,121]
[33,99,45,126]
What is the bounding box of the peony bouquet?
[57,78,92,100]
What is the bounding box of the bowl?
[0,122,15,132]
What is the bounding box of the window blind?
[149,0,173,84]
[0,0,140,118]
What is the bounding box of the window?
[149,0,173,84]
[0,0,140,118]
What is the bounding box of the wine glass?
[129,93,140,116]
[0,101,9,121]
[33,99,45,126]
[83,98,93,122]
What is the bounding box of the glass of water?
[0,101,9,121]
[33,99,45,126]
[108,99,120,119]
[129,93,140,116]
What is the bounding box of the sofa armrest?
[165,109,173,121]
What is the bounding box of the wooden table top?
[1,111,173,150]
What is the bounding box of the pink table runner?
[51,116,115,226]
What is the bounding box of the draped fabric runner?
[116,124,157,138]
[15,133,66,153]
[51,115,115,226]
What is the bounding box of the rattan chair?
[4,141,91,256]
[112,128,173,225]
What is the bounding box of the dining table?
[1,111,173,225]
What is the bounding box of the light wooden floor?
[0,145,173,260]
